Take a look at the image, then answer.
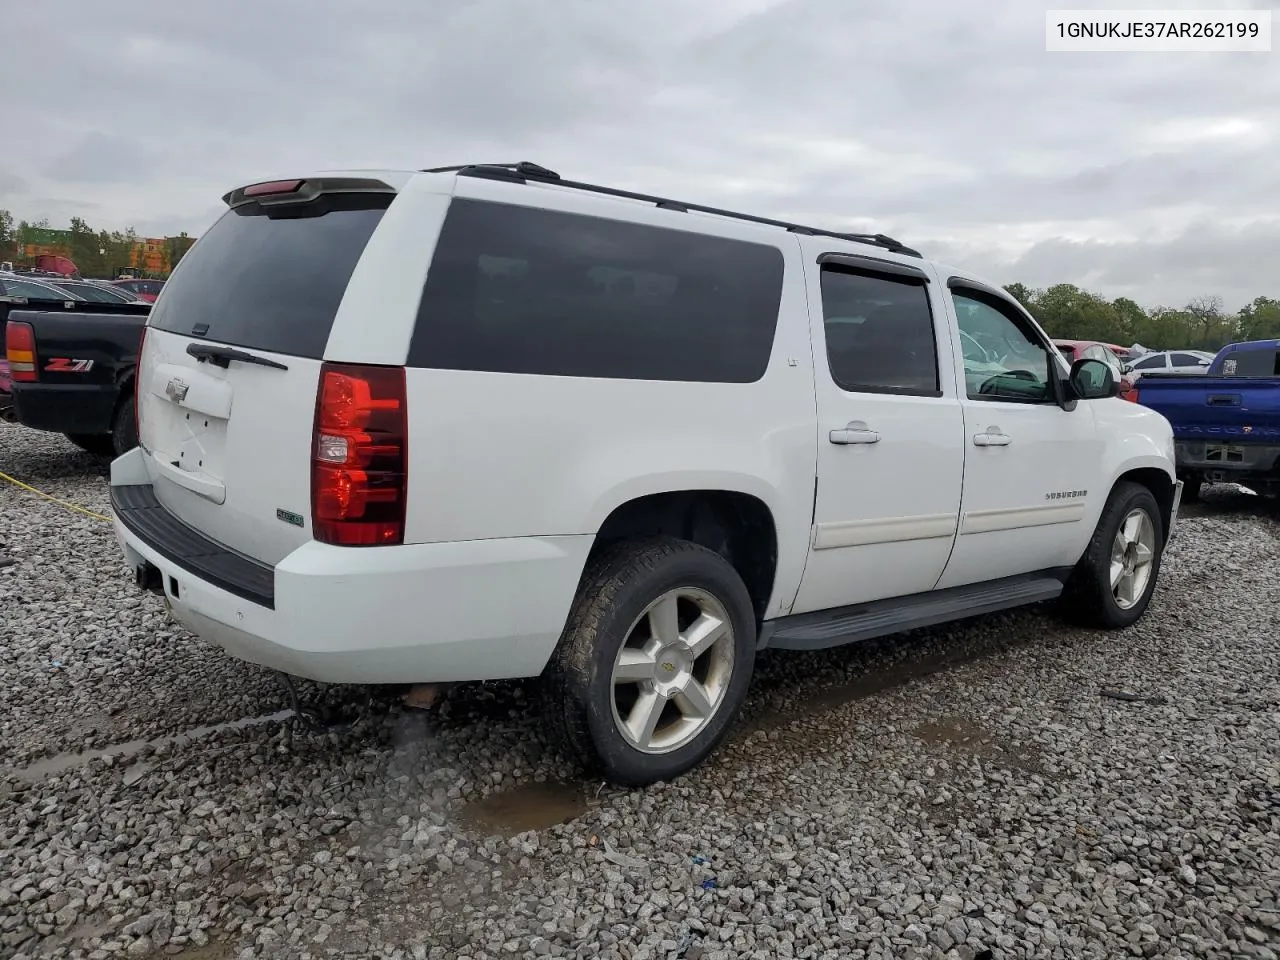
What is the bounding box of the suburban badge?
[276,508,304,527]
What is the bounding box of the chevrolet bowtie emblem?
[166,378,189,403]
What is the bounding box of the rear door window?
[819,265,939,396]
[1131,354,1166,370]
[147,198,390,359]
[1220,348,1280,377]
[408,199,785,382]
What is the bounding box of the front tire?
[1062,481,1164,629]
[546,537,756,787]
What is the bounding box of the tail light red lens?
[5,321,37,382]
[311,362,408,546]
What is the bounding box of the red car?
[110,278,166,303]
[1053,339,1139,402]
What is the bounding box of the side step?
[761,572,1068,652]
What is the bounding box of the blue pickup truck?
[1134,339,1280,499]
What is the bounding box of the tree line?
[1003,283,1280,352]
[0,209,193,279]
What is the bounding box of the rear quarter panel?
[9,307,147,389]
[380,177,819,620]
[1137,376,1280,443]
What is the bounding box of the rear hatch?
[137,177,397,565]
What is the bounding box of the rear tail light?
[5,321,37,382]
[311,362,408,546]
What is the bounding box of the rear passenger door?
[790,251,965,615]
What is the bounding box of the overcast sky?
[4,0,1278,309]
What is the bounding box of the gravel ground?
[2,421,1279,960]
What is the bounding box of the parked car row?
[0,271,162,304]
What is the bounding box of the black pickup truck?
[2,295,150,456]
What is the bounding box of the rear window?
[408,199,785,382]
[147,198,388,358]
[1219,348,1280,377]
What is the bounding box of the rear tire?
[1180,475,1203,502]
[111,395,138,456]
[546,536,756,787]
[65,433,116,457]
[1061,481,1164,629]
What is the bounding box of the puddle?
[4,710,294,784]
[914,717,992,748]
[912,715,1045,774]
[457,780,591,836]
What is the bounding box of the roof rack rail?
[419,161,922,258]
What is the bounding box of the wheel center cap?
[655,644,692,687]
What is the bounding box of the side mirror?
[1070,358,1118,400]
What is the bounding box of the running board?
[761,572,1068,652]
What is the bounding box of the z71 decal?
[44,358,95,373]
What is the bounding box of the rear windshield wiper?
[186,342,289,371]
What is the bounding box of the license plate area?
[1205,443,1245,463]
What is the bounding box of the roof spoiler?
[222,177,397,209]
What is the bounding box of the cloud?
[0,0,1277,306]
[47,132,162,184]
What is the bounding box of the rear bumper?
[108,448,593,685]
[12,382,117,435]
[1175,439,1280,473]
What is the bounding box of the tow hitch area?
[135,561,163,596]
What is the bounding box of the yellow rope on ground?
[0,469,112,522]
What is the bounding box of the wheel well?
[1115,468,1175,541]
[590,491,778,619]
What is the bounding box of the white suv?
[110,162,1181,786]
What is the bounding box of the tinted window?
[1220,348,1280,377]
[1131,354,1167,370]
[148,197,389,358]
[52,282,123,303]
[408,199,784,382]
[953,290,1055,402]
[819,266,938,395]
[1171,352,1207,366]
[1,278,79,300]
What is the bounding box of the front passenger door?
[937,280,1103,590]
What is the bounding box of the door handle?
[973,429,1011,447]
[830,421,881,445]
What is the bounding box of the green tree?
[0,208,15,262]
[1183,295,1237,351]
[1028,283,1124,342]
[1003,282,1037,309]
[1237,297,1280,342]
